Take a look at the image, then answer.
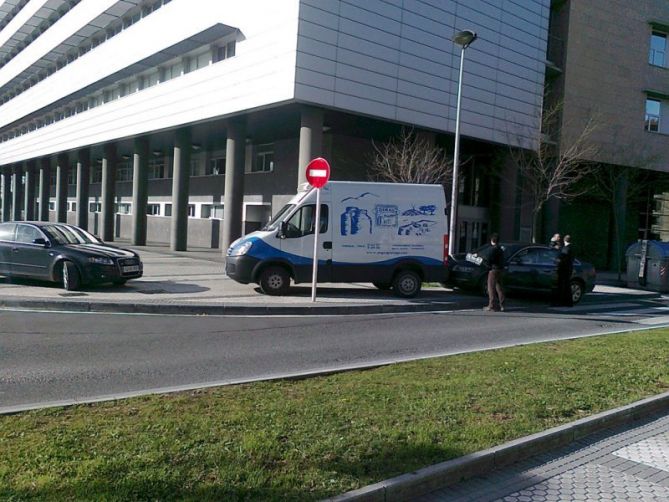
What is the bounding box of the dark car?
[0,221,143,291]
[447,242,596,304]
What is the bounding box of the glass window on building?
[148,159,166,179]
[650,31,667,67]
[90,166,103,184]
[146,71,160,87]
[116,203,131,215]
[116,162,133,181]
[164,204,172,217]
[67,169,76,185]
[188,204,196,217]
[194,50,212,69]
[146,204,160,215]
[89,202,101,213]
[645,98,661,132]
[253,144,274,173]
[190,157,201,176]
[202,204,224,219]
[207,156,225,175]
[68,202,76,213]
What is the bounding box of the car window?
[537,249,559,265]
[0,223,16,242]
[15,225,43,244]
[513,249,536,265]
[42,225,101,245]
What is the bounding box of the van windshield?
[263,204,296,231]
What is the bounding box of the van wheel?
[62,261,81,291]
[392,270,421,298]
[259,266,291,296]
[372,281,391,290]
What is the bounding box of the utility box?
[625,240,669,292]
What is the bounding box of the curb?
[326,391,669,502]
[0,297,483,316]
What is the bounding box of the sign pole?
[304,157,331,303]
[311,187,321,302]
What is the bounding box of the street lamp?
[448,29,477,257]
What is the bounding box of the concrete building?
[545,0,669,268]
[0,0,551,254]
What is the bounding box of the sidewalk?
[0,241,652,315]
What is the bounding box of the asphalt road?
[2,297,665,413]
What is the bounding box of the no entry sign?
[305,157,330,188]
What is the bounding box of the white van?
[225,181,449,297]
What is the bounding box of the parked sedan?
[447,243,596,304]
[0,221,143,291]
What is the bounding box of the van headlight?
[228,240,253,257]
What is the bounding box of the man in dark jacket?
[555,234,574,306]
[484,233,505,312]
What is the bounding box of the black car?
[0,221,143,291]
[447,242,596,304]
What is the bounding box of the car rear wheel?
[570,279,584,304]
[392,270,421,298]
[62,261,81,291]
[259,266,291,296]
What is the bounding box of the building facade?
[545,0,669,268]
[0,0,551,254]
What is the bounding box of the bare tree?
[368,127,453,185]
[509,102,599,242]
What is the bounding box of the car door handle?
[11,247,19,252]
[323,241,332,250]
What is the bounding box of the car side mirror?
[33,238,49,247]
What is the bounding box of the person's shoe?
[483,306,494,311]
[499,306,505,312]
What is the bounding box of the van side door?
[279,203,332,283]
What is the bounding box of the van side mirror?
[278,221,287,239]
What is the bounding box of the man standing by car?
[484,233,505,312]
[556,234,575,306]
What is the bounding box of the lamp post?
[448,29,477,256]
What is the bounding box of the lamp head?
[453,30,477,49]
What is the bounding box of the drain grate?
[58,292,88,297]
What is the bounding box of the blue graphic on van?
[398,220,437,236]
[341,207,373,235]
[340,192,380,203]
[402,205,437,216]
[375,204,398,227]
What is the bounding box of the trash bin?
[625,240,669,292]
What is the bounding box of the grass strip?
[1,329,668,501]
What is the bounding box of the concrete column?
[297,106,323,188]
[101,144,117,241]
[132,136,150,245]
[170,128,191,251]
[76,148,90,230]
[11,163,23,221]
[38,158,51,221]
[55,153,68,223]
[1,167,11,222]
[24,160,36,221]
[222,119,246,252]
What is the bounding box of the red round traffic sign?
[305,157,330,188]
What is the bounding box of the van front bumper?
[225,255,259,284]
